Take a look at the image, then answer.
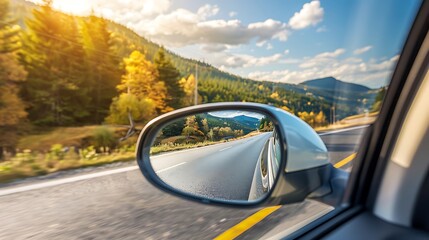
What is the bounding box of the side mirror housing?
[136,103,335,207]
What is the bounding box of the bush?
[80,146,97,160]
[49,144,65,160]
[93,127,117,153]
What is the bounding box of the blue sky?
[208,111,264,119]
[29,0,421,88]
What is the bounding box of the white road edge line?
[318,125,369,136]
[219,146,232,152]
[0,166,139,197]
[0,125,368,197]
[155,162,187,174]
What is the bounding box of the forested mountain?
[301,77,371,92]
[203,113,260,134]
[8,0,377,126]
[232,115,260,129]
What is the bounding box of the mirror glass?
[149,110,282,202]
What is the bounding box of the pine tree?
[0,0,20,53]
[21,0,89,125]
[59,14,90,121]
[0,0,27,158]
[372,87,386,112]
[80,15,121,123]
[154,47,185,109]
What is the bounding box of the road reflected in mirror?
[149,110,281,202]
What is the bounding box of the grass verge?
[151,141,224,155]
[314,112,378,132]
[0,152,135,184]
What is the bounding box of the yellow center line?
[214,153,357,240]
[214,206,281,240]
[334,153,356,168]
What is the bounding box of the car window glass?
[0,0,421,239]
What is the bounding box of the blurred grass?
[17,126,123,151]
[314,112,378,132]
[341,111,379,121]
[0,151,135,183]
[0,125,137,183]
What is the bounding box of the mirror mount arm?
[309,165,349,207]
[269,164,349,207]
[267,164,333,205]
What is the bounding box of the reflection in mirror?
[149,110,282,202]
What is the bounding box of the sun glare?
[52,0,91,15]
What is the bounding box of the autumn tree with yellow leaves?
[0,0,28,159]
[106,50,171,124]
[179,74,196,106]
[298,111,327,128]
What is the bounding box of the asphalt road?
[151,132,271,201]
[319,126,366,169]
[0,126,367,240]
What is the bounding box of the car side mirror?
[136,103,336,207]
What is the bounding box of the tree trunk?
[0,146,4,161]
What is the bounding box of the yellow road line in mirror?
[334,153,356,168]
[214,206,281,240]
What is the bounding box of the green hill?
[301,77,371,92]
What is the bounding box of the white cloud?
[30,0,325,50]
[273,29,290,41]
[248,50,399,87]
[201,44,228,53]
[216,53,282,69]
[133,11,289,47]
[229,11,237,17]
[316,48,346,58]
[248,19,290,42]
[353,45,373,55]
[197,4,220,19]
[289,1,324,30]
[256,41,267,47]
[299,48,345,68]
[48,0,171,17]
[266,43,273,50]
[280,58,301,64]
[284,49,290,55]
[28,0,290,48]
[316,26,327,32]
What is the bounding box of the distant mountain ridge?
[300,77,371,92]
[202,114,260,134]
